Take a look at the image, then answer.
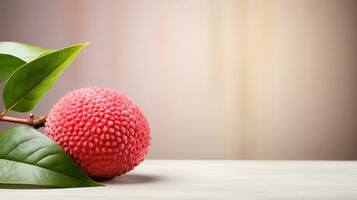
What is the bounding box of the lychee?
[45,87,150,178]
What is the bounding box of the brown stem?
[0,113,47,129]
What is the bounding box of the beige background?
[0,0,356,159]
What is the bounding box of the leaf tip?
[90,181,105,187]
[81,42,90,47]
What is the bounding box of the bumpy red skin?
[45,87,150,178]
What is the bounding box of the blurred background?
[0,0,356,160]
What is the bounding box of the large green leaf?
[3,43,88,112]
[0,126,102,188]
[0,54,26,81]
[0,42,50,62]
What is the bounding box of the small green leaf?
[0,42,50,62]
[0,126,103,188]
[3,43,89,112]
[0,54,26,81]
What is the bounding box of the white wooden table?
[1,160,357,200]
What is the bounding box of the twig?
[0,113,47,129]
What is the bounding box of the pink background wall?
[0,0,356,159]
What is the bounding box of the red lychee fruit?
[45,87,150,178]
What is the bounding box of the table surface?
[1,160,357,200]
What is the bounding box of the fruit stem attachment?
[0,113,47,129]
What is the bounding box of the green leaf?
[0,42,50,62]
[3,43,89,112]
[0,54,26,81]
[0,126,103,188]
[0,42,51,82]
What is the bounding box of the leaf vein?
[3,137,38,159]
[34,153,65,165]
[23,146,49,162]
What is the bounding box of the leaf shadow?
[102,174,165,185]
[0,174,165,189]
